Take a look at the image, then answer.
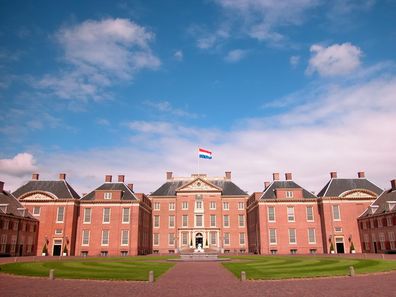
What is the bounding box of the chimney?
[264,181,270,189]
[225,171,232,180]
[272,173,280,181]
[118,175,125,183]
[105,175,112,182]
[32,173,39,180]
[127,183,134,191]
[358,171,365,178]
[391,179,396,191]
[59,173,66,180]
[330,172,337,179]
[0,181,4,192]
[285,173,292,181]
[166,171,173,180]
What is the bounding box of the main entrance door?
[335,237,345,254]
[53,239,62,256]
[195,233,203,248]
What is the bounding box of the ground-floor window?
[389,232,395,250]
[379,233,385,250]
[309,249,317,255]
[224,233,230,245]
[210,231,217,245]
[153,233,159,246]
[270,249,277,255]
[239,233,245,245]
[168,233,175,245]
[81,251,88,257]
[269,228,277,245]
[181,232,188,245]
[290,249,297,254]
[101,251,108,256]
[121,251,128,256]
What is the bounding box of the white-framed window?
[268,206,275,222]
[182,201,188,210]
[378,218,383,228]
[210,201,216,210]
[101,230,109,245]
[154,202,160,210]
[269,228,277,244]
[122,208,130,223]
[182,232,188,245]
[239,233,245,245]
[210,214,216,227]
[83,208,91,223]
[82,230,90,245]
[56,206,65,223]
[332,205,341,221]
[169,215,175,228]
[308,228,316,244]
[334,227,343,232]
[103,208,111,223]
[387,217,393,227]
[306,206,314,222]
[196,200,202,209]
[154,215,160,228]
[104,192,112,200]
[210,231,217,245]
[389,232,395,250]
[287,206,295,222]
[379,233,385,250]
[286,191,294,198]
[238,202,245,210]
[223,202,229,210]
[32,206,40,216]
[121,230,129,246]
[55,229,63,235]
[153,233,159,246]
[195,215,203,227]
[169,202,175,211]
[182,215,188,227]
[223,215,230,227]
[239,214,245,227]
[224,233,230,245]
[289,228,297,244]
[168,233,175,245]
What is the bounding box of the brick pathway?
[1,261,396,297]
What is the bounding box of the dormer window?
[286,191,294,198]
[17,208,26,217]
[387,201,396,211]
[0,204,8,214]
[370,205,379,214]
[104,192,112,200]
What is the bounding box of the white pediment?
[341,190,375,198]
[176,178,222,193]
[20,191,57,200]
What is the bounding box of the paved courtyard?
[1,260,396,297]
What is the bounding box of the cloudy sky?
[0,0,395,195]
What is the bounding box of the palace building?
[0,181,39,256]
[358,179,396,253]
[149,172,249,253]
[3,170,394,257]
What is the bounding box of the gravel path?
[1,261,395,297]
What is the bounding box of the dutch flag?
[199,148,212,159]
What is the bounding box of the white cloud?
[34,18,160,100]
[190,24,230,50]
[290,55,300,68]
[0,153,37,177]
[174,50,183,61]
[5,71,395,195]
[224,49,249,63]
[306,43,363,77]
[143,100,199,119]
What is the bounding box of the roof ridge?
[63,180,74,199]
[323,178,333,197]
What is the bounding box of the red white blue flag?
[198,148,212,159]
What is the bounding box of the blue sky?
[0,0,395,194]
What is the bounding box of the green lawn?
[222,255,396,280]
[0,256,175,281]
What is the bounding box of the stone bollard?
[148,270,154,283]
[241,271,246,281]
[49,269,55,280]
[349,266,355,277]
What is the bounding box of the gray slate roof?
[317,178,382,197]
[0,190,35,219]
[150,179,247,196]
[81,183,137,200]
[13,180,80,199]
[260,181,317,200]
[360,188,396,218]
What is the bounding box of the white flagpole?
[198,147,200,175]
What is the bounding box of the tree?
[63,244,68,255]
[350,241,355,253]
[42,243,48,255]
